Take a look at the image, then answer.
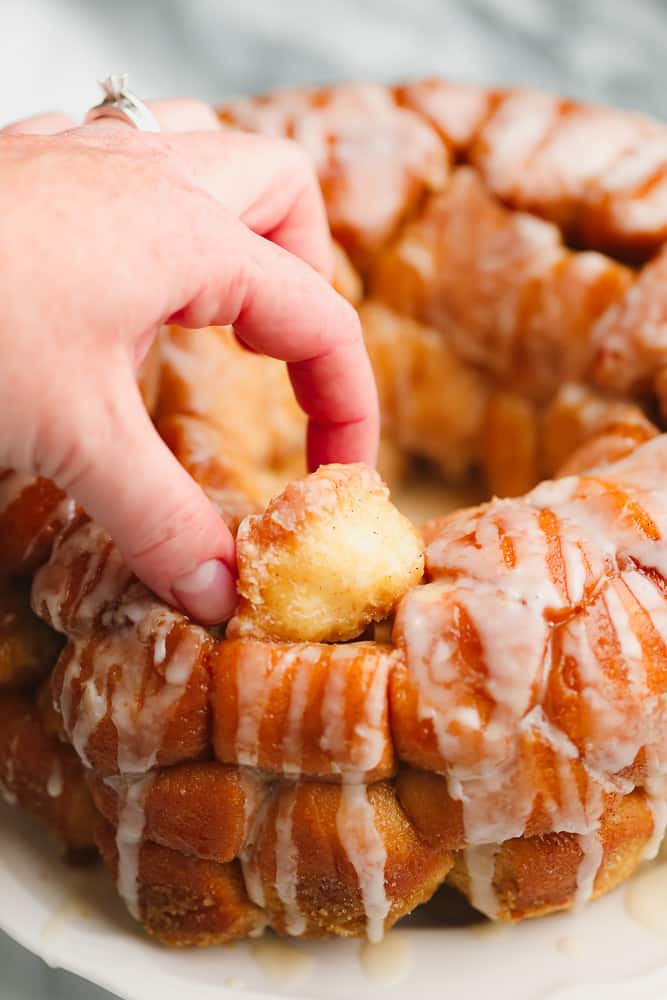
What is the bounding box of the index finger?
[169,211,378,469]
[288,341,380,469]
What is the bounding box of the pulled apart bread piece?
[228,464,424,643]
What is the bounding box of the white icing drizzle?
[642,765,667,860]
[76,538,131,630]
[67,642,105,768]
[249,936,314,988]
[319,644,392,777]
[153,630,167,667]
[60,607,205,773]
[1,732,19,805]
[234,644,284,768]
[57,643,83,757]
[233,642,392,778]
[238,772,272,910]
[463,844,499,919]
[0,471,78,574]
[320,646,355,771]
[32,521,132,635]
[625,859,667,935]
[0,783,17,806]
[396,443,667,878]
[0,781,17,806]
[6,732,17,786]
[273,788,306,935]
[0,469,77,582]
[351,650,393,775]
[397,579,547,785]
[39,581,64,635]
[574,830,604,907]
[21,413,667,930]
[336,783,390,943]
[359,932,413,986]
[108,774,154,920]
[644,793,667,861]
[117,616,204,774]
[282,648,317,774]
[239,771,265,844]
[22,496,77,568]
[46,759,63,799]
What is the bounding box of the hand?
[0,99,379,624]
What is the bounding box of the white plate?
[3,800,667,1000]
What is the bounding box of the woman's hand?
[0,99,379,624]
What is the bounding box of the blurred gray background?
[2,0,667,125]
[1,0,666,995]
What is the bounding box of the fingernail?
[173,559,238,624]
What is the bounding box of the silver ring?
[85,74,160,132]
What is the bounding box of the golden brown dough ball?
[156,325,305,472]
[0,471,78,577]
[220,83,449,269]
[448,791,654,921]
[96,818,263,946]
[370,167,631,402]
[540,383,658,479]
[361,300,489,482]
[89,762,259,865]
[50,617,213,777]
[0,692,97,853]
[210,638,397,780]
[245,780,452,939]
[228,464,425,643]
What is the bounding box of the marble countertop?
[1,0,666,995]
[3,0,667,124]
[0,931,108,1000]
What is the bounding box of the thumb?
[48,371,238,625]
